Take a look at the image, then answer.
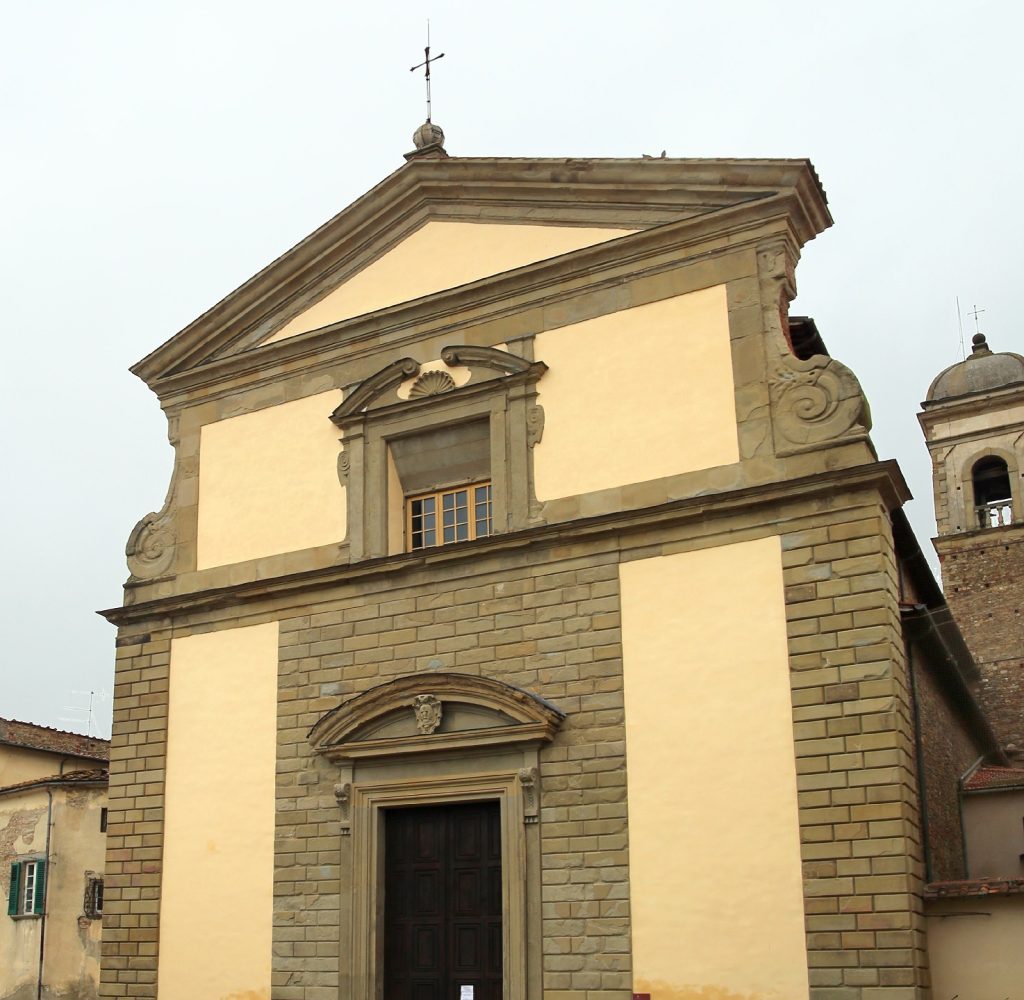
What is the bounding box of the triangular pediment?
[264,219,635,344]
[131,157,831,389]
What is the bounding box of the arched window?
[973,456,1013,528]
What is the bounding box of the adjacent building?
[98,128,1021,999]
[917,334,1024,999]
[1,718,108,1000]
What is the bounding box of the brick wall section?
[99,633,171,1000]
[273,548,631,999]
[940,531,1024,753]
[782,502,929,999]
[910,654,981,881]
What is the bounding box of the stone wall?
[100,476,931,1000]
[782,500,929,997]
[273,547,630,998]
[910,653,982,882]
[940,527,1024,754]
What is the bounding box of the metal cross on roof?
[969,303,986,334]
[410,22,444,123]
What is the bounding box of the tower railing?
[976,500,1013,529]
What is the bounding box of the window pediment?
[308,672,564,763]
[330,345,545,426]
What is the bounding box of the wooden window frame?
[7,859,45,918]
[331,345,547,562]
[406,481,493,551]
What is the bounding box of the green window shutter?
[7,862,21,916]
[32,861,45,915]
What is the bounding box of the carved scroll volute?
[758,241,872,453]
[518,767,539,824]
[125,416,180,581]
[770,355,872,450]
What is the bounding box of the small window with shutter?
[7,859,46,917]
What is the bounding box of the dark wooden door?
[384,801,502,1000]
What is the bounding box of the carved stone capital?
[337,448,350,486]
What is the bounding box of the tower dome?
[926,334,1024,401]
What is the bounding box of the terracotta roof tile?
[964,764,1024,792]
[925,878,1024,899]
[0,717,109,761]
[0,768,108,797]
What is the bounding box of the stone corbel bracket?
[125,416,181,582]
[517,767,539,823]
[333,772,353,836]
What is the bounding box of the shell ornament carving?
[770,355,872,449]
[408,370,456,398]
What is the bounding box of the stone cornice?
[143,208,801,407]
[131,157,831,395]
[918,382,1024,428]
[98,459,907,627]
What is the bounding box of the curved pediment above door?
[308,672,565,763]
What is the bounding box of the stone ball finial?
[413,121,445,149]
[972,332,990,353]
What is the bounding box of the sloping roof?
[0,718,109,762]
[0,768,108,798]
[128,156,832,388]
[964,764,1024,792]
[925,877,1024,899]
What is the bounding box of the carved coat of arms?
[412,694,443,735]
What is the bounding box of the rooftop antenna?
[410,20,444,123]
[61,689,111,737]
[956,296,965,360]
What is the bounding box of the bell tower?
[920,332,1024,759]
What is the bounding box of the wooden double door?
[384,801,503,1000]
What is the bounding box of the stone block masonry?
[100,480,928,1000]
[273,547,632,998]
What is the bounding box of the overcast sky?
[2,1,1020,737]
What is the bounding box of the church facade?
[99,140,991,1000]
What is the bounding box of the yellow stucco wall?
[0,784,106,1000]
[619,535,810,1000]
[533,286,739,501]
[159,622,278,1000]
[268,220,632,340]
[49,787,105,996]
[196,390,345,570]
[926,896,1024,999]
[0,745,102,787]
